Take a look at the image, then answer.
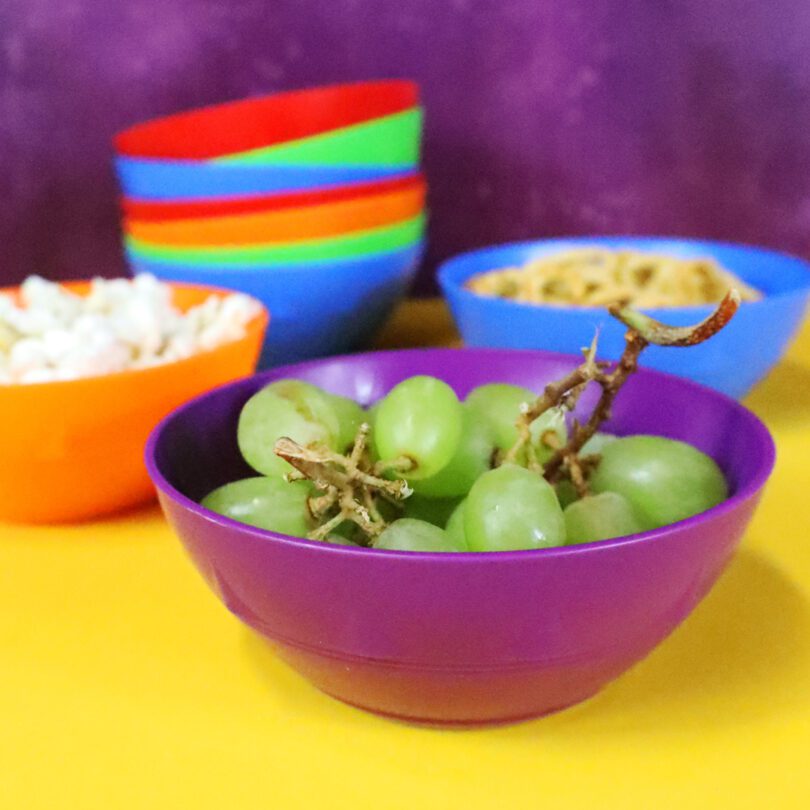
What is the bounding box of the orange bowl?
[0,281,268,524]
[124,181,426,247]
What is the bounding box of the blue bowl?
[115,157,415,200]
[130,243,424,366]
[439,237,810,399]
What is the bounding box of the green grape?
[555,479,580,509]
[465,383,567,460]
[564,492,646,545]
[590,435,728,530]
[324,534,358,546]
[326,392,365,453]
[465,383,536,450]
[580,431,617,456]
[464,464,566,551]
[373,375,463,480]
[403,494,462,527]
[374,518,466,552]
[328,519,361,542]
[445,499,467,548]
[237,379,340,477]
[365,401,382,463]
[410,405,495,497]
[201,476,313,536]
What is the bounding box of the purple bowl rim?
[437,235,810,313]
[144,346,776,562]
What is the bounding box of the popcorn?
[0,275,262,385]
[9,337,49,376]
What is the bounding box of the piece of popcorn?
[9,305,60,336]
[19,367,58,384]
[0,320,18,353]
[162,333,198,362]
[41,328,79,365]
[54,367,81,382]
[9,337,49,376]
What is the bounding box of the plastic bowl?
[115,79,419,159]
[129,243,424,366]
[146,347,775,726]
[439,237,810,399]
[124,181,426,247]
[115,158,414,201]
[0,282,268,524]
[121,174,422,222]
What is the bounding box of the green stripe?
[125,214,426,266]
[214,108,423,167]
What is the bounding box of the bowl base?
[322,689,600,729]
[270,640,609,728]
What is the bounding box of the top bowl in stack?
[115,80,427,366]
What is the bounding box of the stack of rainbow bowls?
[114,80,426,365]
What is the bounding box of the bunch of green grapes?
[202,376,728,553]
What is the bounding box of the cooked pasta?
[465,248,761,308]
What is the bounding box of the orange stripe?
[125,182,426,247]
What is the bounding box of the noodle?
[465,248,761,308]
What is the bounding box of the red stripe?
[120,173,422,222]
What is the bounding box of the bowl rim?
[0,278,269,392]
[114,79,420,154]
[438,235,810,313]
[145,345,777,562]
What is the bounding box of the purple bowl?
[145,348,775,726]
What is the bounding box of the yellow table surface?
[3,300,810,810]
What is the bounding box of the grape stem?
[609,289,741,346]
[564,452,597,498]
[501,333,604,468]
[374,455,416,477]
[543,330,647,482]
[508,289,741,484]
[274,423,412,542]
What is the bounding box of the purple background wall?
[1,0,809,291]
